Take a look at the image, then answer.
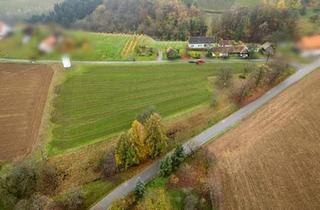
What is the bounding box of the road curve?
[90,59,320,210]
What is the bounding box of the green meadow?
[48,63,246,155]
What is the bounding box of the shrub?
[62,188,85,210]
[98,150,117,178]
[210,94,218,108]
[215,67,233,88]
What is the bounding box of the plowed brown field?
[0,64,53,161]
[208,70,320,209]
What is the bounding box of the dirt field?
[0,64,54,161]
[206,69,320,209]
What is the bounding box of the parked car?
[196,59,205,64]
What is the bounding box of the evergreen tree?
[171,145,186,171]
[134,179,145,199]
[145,114,168,159]
[160,156,173,177]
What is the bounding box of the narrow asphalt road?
[0,58,267,65]
[91,58,320,210]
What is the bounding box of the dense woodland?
[29,0,319,41]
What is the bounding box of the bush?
[98,150,117,178]
[210,94,218,108]
[167,48,180,60]
[215,67,233,88]
[62,188,85,210]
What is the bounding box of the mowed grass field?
[48,63,246,155]
[204,69,320,209]
[0,64,54,161]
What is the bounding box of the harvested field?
[207,69,320,209]
[0,64,54,161]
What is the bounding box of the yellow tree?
[277,0,287,9]
[129,120,148,161]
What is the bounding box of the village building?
[296,35,320,57]
[260,42,274,55]
[212,45,249,58]
[22,26,34,44]
[188,36,216,49]
[39,36,57,53]
[0,21,12,40]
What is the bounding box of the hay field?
[207,69,320,209]
[0,64,54,161]
[49,63,246,155]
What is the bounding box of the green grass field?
[0,28,186,61]
[198,0,261,11]
[0,0,62,20]
[48,63,246,155]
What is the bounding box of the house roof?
[297,35,320,50]
[212,45,248,54]
[261,42,272,50]
[189,36,215,44]
[0,21,7,33]
[41,36,57,48]
[219,40,235,46]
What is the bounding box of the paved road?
[90,58,320,210]
[0,58,267,65]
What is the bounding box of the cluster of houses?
[0,21,60,54]
[188,36,251,58]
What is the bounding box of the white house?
[188,36,215,49]
[0,21,12,40]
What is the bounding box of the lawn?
[48,63,246,155]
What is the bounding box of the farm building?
[188,36,216,49]
[0,21,12,40]
[296,35,320,57]
[260,42,274,55]
[212,45,249,58]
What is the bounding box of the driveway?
[91,58,320,210]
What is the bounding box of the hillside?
[0,0,63,20]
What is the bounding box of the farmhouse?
[212,44,249,58]
[39,36,57,53]
[0,21,12,40]
[188,36,215,49]
[296,35,320,57]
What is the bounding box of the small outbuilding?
[39,36,57,54]
[260,42,274,55]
